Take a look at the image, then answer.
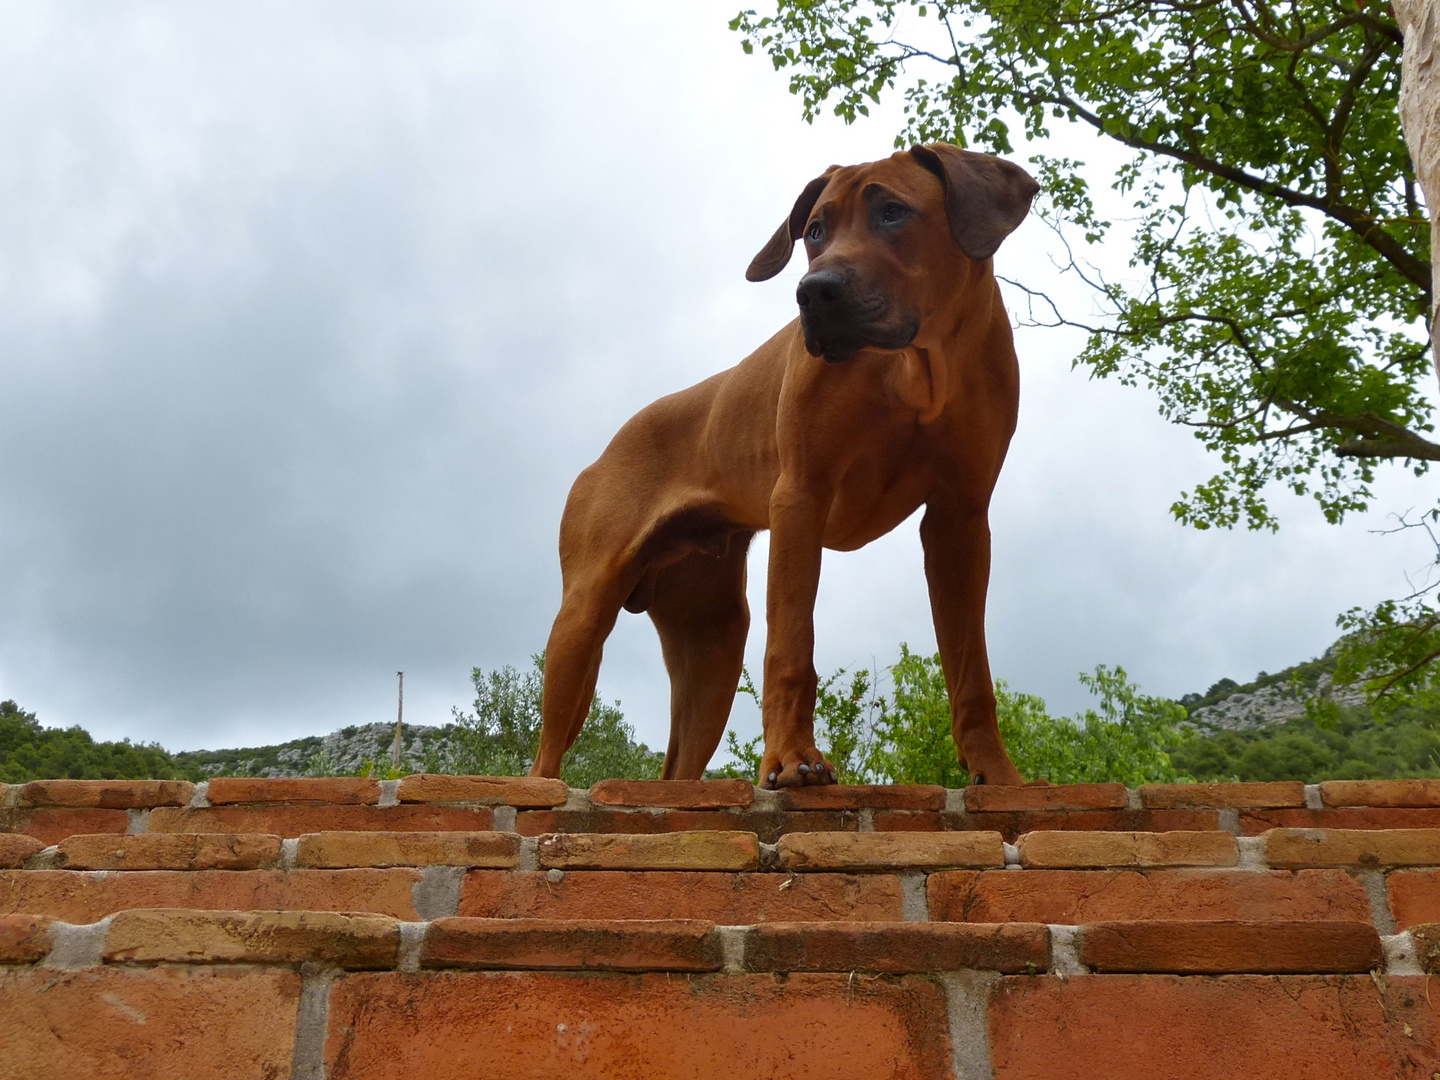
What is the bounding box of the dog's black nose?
[795,270,846,312]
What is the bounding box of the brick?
[206,776,379,805]
[459,869,906,922]
[590,778,753,809]
[0,834,44,868]
[1320,779,1440,808]
[1079,920,1381,974]
[779,784,946,811]
[1018,830,1237,868]
[988,974,1439,1080]
[0,868,423,921]
[928,868,1371,925]
[423,917,721,971]
[1388,869,1440,930]
[104,908,400,967]
[745,921,1048,973]
[296,830,518,869]
[55,833,281,871]
[148,803,493,837]
[397,774,568,807]
[537,831,759,871]
[0,965,300,1079]
[1407,923,1440,972]
[1138,781,1305,810]
[0,806,129,844]
[778,830,1003,871]
[964,782,1127,812]
[1239,806,1440,834]
[18,779,194,809]
[1265,827,1440,868]
[517,808,855,843]
[325,971,955,1079]
[874,808,1220,841]
[0,914,51,963]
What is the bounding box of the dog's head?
[746,145,1038,364]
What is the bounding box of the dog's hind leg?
[648,534,753,780]
[530,573,623,779]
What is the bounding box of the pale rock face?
[1396,0,1440,379]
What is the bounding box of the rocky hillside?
[1179,648,1366,732]
[172,722,462,779]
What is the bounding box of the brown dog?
[529,145,1037,789]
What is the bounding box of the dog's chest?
[820,447,932,551]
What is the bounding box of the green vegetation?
[719,646,1190,785]
[1173,706,1440,782]
[0,699,184,783]
[443,655,662,786]
[8,643,1440,786]
[0,656,664,785]
[731,1,1440,709]
[175,736,325,780]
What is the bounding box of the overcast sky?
[0,2,1431,759]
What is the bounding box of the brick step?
[9,777,1440,1076]
[12,777,1440,847]
[3,828,1440,928]
[3,909,1410,975]
[3,910,1436,1078]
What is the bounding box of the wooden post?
[392,671,404,772]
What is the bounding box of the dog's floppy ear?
[745,168,839,282]
[909,144,1039,261]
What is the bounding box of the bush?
[444,656,662,786]
[719,645,1190,785]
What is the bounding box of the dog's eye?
[806,221,823,242]
[880,202,908,224]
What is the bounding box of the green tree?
[731,1,1436,702]
[1173,703,1440,781]
[447,656,662,787]
[0,699,182,783]
[721,646,1190,784]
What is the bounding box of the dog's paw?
[966,758,1024,786]
[759,748,837,789]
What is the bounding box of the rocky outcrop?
[1187,672,1366,732]
[185,722,458,778]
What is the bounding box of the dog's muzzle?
[796,270,919,364]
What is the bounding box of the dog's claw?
[759,749,838,788]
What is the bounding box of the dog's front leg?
[920,503,1023,786]
[758,479,837,788]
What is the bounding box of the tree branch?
[1031,85,1433,293]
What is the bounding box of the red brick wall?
[2,775,1439,1077]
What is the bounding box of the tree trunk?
[1397,0,1440,386]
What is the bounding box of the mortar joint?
[516,835,540,873]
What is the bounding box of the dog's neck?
[890,265,1004,423]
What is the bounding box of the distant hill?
[1177,646,1365,732]
[171,722,460,779]
[1169,646,1440,783]
[0,699,465,783]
